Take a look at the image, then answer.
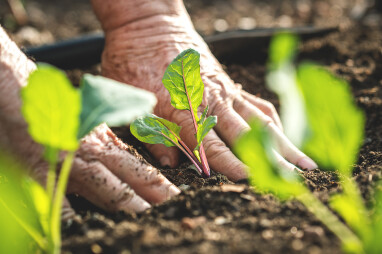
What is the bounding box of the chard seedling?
[131,49,217,176]
[18,63,156,254]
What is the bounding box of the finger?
[62,197,76,222]
[170,109,247,181]
[68,157,150,213]
[144,143,180,168]
[271,149,299,172]
[241,90,283,131]
[77,124,180,204]
[233,97,317,170]
[210,101,250,147]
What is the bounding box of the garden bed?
[1,0,381,253]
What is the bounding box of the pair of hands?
[0,0,317,215]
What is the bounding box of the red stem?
[157,131,203,174]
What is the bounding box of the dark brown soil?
[1,0,381,253]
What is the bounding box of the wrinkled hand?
[92,0,318,181]
[0,27,180,216]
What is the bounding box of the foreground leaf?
[130,115,180,147]
[267,33,308,148]
[234,121,306,200]
[79,74,157,138]
[268,32,299,69]
[297,63,365,174]
[21,64,80,151]
[0,153,47,252]
[162,49,204,118]
[330,177,371,242]
[367,183,382,253]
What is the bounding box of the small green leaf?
[234,121,306,200]
[79,74,157,138]
[198,105,209,125]
[162,49,204,118]
[195,115,217,151]
[297,63,365,174]
[269,32,299,69]
[193,149,201,162]
[130,115,179,147]
[21,64,80,151]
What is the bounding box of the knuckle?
[203,138,230,159]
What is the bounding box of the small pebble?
[238,17,256,30]
[181,216,207,230]
[278,15,292,27]
[292,239,304,251]
[214,216,229,225]
[214,19,229,32]
[261,229,274,240]
[90,243,102,254]
[179,184,190,191]
[259,218,272,228]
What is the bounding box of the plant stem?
[50,151,75,254]
[176,141,203,174]
[157,130,203,174]
[296,192,364,253]
[178,139,201,165]
[181,61,211,177]
[46,149,58,203]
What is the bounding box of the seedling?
[0,63,157,254]
[235,32,381,253]
[131,49,217,177]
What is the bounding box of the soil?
[1,0,381,253]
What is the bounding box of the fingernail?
[168,185,181,197]
[159,156,171,167]
[298,157,318,170]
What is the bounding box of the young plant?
[235,32,380,253]
[13,63,157,254]
[131,49,217,177]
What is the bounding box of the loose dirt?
[1,0,381,253]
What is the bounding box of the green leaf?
[367,183,382,253]
[23,178,50,237]
[198,105,209,125]
[162,49,204,118]
[297,63,365,174]
[21,64,80,151]
[130,115,180,147]
[267,33,307,148]
[234,121,306,200]
[156,117,182,139]
[0,152,47,252]
[195,115,217,151]
[269,32,299,69]
[79,74,157,138]
[329,177,371,242]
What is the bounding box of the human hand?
[91,0,318,181]
[0,27,180,216]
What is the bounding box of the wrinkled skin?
[0,0,317,216]
[0,27,179,216]
[91,0,318,180]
